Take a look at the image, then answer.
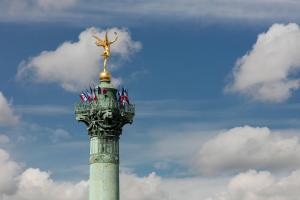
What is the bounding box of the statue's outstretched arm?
[93,35,105,46]
[109,32,118,45]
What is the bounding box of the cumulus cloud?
[0,92,19,126]
[0,148,88,200]
[196,126,300,175]
[121,172,167,200]
[0,147,167,200]
[226,23,300,102]
[17,27,141,92]
[0,149,21,196]
[3,141,300,200]
[0,147,226,200]
[210,169,300,200]
[7,168,88,200]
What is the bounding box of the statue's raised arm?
[109,32,118,45]
[93,35,105,47]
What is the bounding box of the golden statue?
[93,32,118,81]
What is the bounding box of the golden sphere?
[100,70,111,82]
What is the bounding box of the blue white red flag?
[119,87,129,105]
[86,90,93,102]
[124,89,129,103]
[90,87,93,95]
[93,88,97,101]
[79,93,88,102]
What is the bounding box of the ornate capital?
[75,84,134,138]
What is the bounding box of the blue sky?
[1,1,300,200]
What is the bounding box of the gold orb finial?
[93,31,118,82]
[100,69,111,81]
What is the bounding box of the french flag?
[123,89,129,103]
[86,91,93,102]
[117,90,121,101]
[93,88,97,101]
[79,93,88,102]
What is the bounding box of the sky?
[1,0,300,199]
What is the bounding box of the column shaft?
[89,136,119,200]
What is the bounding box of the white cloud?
[0,92,19,126]
[0,149,21,196]
[3,142,300,200]
[0,147,166,200]
[210,169,300,200]
[17,27,141,92]
[121,172,167,200]
[122,124,300,177]
[0,147,88,200]
[196,126,300,175]
[120,124,211,171]
[0,143,226,200]
[7,168,88,200]
[226,23,300,102]
[0,146,226,200]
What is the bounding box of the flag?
[124,88,129,103]
[117,90,121,101]
[119,87,129,105]
[93,88,97,101]
[79,93,88,102]
[86,90,93,102]
[90,87,93,96]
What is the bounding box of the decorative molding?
[90,153,119,164]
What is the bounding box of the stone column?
[75,80,134,200]
[89,136,119,200]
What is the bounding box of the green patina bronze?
[75,79,134,200]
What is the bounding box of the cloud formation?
[3,139,300,200]
[0,92,19,126]
[0,143,88,199]
[5,168,88,200]
[17,27,141,92]
[226,23,300,102]
[121,172,166,200]
[196,126,300,175]
[0,149,21,196]
[0,147,166,200]
[211,169,300,200]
